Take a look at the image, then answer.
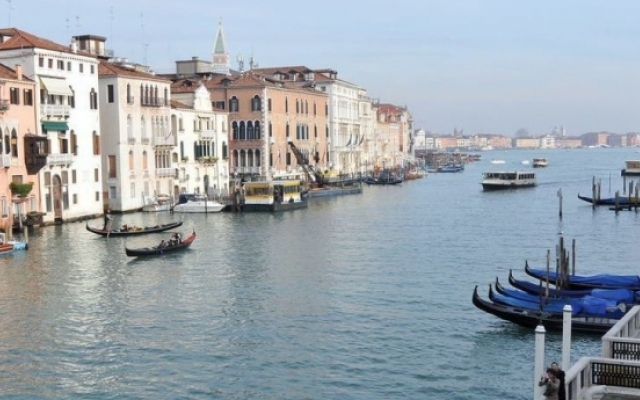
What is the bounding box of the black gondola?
[506,271,593,298]
[577,194,640,206]
[125,231,196,257]
[524,263,640,291]
[86,221,183,237]
[472,286,617,334]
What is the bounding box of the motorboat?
[172,196,225,213]
[490,159,506,165]
[532,158,549,168]
[481,171,536,190]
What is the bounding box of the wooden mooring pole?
[557,188,563,220]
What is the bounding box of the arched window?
[163,88,168,106]
[232,121,238,140]
[247,121,254,140]
[255,149,261,167]
[141,116,147,140]
[127,115,133,138]
[285,97,288,113]
[314,102,317,116]
[305,100,308,115]
[268,122,272,137]
[128,150,134,170]
[251,95,261,112]
[247,149,253,167]
[240,149,246,167]
[93,131,100,155]
[295,99,299,114]
[10,129,18,157]
[70,130,77,155]
[239,121,246,140]
[222,142,228,159]
[180,141,184,159]
[229,96,239,112]
[296,124,300,140]
[286,123,290,138]
[314,124,317,138]
[255,121,261,139]
[126,84,131,103]
[142,151,148,169]
[233,149,239,167]
[2,128,7,154]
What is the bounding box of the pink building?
[0,63,41,234]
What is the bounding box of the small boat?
[481,171,536,191]
[142,194,173,212]
[521,160,530,165]
[437,163,464,173]
[621,160,640,176]
[125,231,196,257]
[524,263,640,291]
[577,194,640,206]
[507,270,593,298]
[364,177,403,185]
[0,232,28,254]
[86,221,183,237]
[532,158,548,168]
[172,197,225,213]
[490,159,506,164]
[472,286,620,334]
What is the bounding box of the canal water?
[2,148,640,399]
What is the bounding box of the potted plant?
[9,182,33,198]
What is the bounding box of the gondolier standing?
[103,209,112,230]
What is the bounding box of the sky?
[5,0,640,136]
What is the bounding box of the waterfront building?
[97,56,174,212]
[513,137,540,149]
[0,29,104,223]
[0,63,42,233]
[372,103,412,169]
[253,66,376,175]
[169,81,230,196]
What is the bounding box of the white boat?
[521,160,530,165]
[621,160,640,176]
[172,197,225,213]
[142,194,173,212]
[532,158,549,168]
[481,171,536,191]
[490,159,506,164]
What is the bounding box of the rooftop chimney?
[15,64,22,80]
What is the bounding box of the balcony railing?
[129,170,136,178]
[128,137,136,144]
[40,104,70,118]
[140,97,166,107]
[140,137,150,145]
[142,169,149,178]
[199,130,216,139]
[47,153,74,166]
[156,168,177,178]
[0,99,9,112]
[0,154,11,168]
[153,133,176,147]
[234,166,262,174]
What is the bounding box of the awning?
[42,121,69,132]
[40,77,73,96]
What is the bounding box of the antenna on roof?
[5,0,15,27]
[109,6,114,39]
[75,15,80,29]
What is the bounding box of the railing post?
[534,324,546,400]
[563,304,572,372]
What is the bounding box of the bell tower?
[212,19,230,75]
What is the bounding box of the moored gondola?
[524,263,640,291]
[86,221,183,237]
[125,231,196,257]
[508,270,593,298]
[472,285,618,334]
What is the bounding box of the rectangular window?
[109,186,116,199]
[23,89,33,106]
[90,91,98,109]
[1,197,7,217]
[95,191,100,201]
[57,60,64,70]
[268,98,272,111]
[90,65,95,74]
[130,183,135,198]
[107,85,114,103]
[67,61,72,71]
[95,167,100,182]
[9,87,19,105]
[108,156,116,178]
[38,57,44,67]
[79,63,84,73]
[69,95,75,108]
[73,194,77,204]
[48,59,53,68]
[72,170,77,183]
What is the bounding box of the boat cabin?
[481,171,536,190]
[622,160,640,176]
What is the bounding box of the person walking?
[539,368,559,400]
[550,362,566,400]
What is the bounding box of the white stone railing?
[564,356,640,399]
[47,153,74,165]
[153,133,176,146]
[156,168,177,178]
[0,154,11,168]
[40,104,70,118]
[602,305,640,359]
[199,130,216,139]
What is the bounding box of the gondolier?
[103,209,112,230]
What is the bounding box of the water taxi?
[621,160,640,176]
[240,180,308,212]
[532,158,548,168]
[481,171,536,191]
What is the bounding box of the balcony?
[199,130,216,139]
[40,104,70,118]
[140,137,150,145]
[156,168,177,178]
[129,170,136,178]
[47,153,74,166]
[153,133,176,147]
[0,99,9,113]
[140,97,166,107]
[127,137,136,144]
[0,154,11,168]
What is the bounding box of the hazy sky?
[5,0,640,135]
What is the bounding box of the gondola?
[363,178,403,185]
[472,286,619,334]
[125,231,196,257]
[524,263,640,291]
[86,221,183,237]
[577,194,640,206]
[508,270,593,298]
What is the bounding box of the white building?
[170,82,230,196]
[0,28,104,222]
[97,54,175,212]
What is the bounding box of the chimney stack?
[15,64,22,80]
